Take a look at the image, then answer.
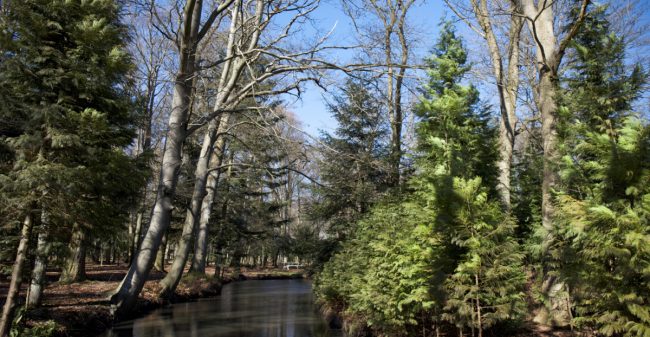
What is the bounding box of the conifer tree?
[414,21,499,192]
[315,21,525,337]
[0,0,147,332]
[312,79,390,238]
[414,21,525,336]
[555,6,650,335]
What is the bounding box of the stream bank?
[10,264,304,337]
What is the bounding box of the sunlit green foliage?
[557,117,650,337]
[317,198,438,335]
[315,21,525,336]
[555,5,650,336]
[441,177,526,331]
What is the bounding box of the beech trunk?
[520,0,589,325]
[154,230,168,272]
[190,114,229,274]
[159,117,220,297]
[110,0,205,316]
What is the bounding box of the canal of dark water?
[100,279,343,337]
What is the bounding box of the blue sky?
[287,0,447,137]
[287,1,650,137]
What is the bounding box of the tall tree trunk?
[25,212,51,308]
[385,27,400,187]
[230,239,244,278]
[366,0,414,188]
[539,70,558,239]
[191,115,229,274]
[469,0,523,209]
[214,246,223,278]
[536,68,566,325]
[111,0,205,316]
[158,11,245,287]
[0,212,34,337]
[520,0,589,326]
[391,2,410,188]
[159,117,220,297]
[59,223,86,283]
[128,212,136,261]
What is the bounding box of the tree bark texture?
[470,0,523,209]
[130,211,143,263]
[191,114,229,274]
[59,223,87,283]
[25,212,51,308]
[159,0,250,291]
[520,0,589,326]
[157,0,245,287]
[154,229,167,272]
[366,0,414,188]
[111,0,205,316]
[159,117,221,297]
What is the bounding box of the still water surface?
[100,279,342,337]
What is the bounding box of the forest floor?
[0,263,305,337]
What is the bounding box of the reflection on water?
[101,279,342,337]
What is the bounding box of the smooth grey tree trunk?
[159,118,220,297]
[190,114,230,274]
[159,0,248,292]
[213,246,223,278]
[368,0,413,188]
[130,212,143,263]
[110,0,207,317]
[520,0,589,326]
[0,212,33,337]
[128,212,135,261]
[470,0,523,210]
[25,212,51,308]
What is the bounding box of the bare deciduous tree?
[343,0,418,187]
[517,0,590,325]
[110,0,234,316]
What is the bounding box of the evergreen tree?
[311,79,390,238]
[555,6,650,335]
[414,21,525,336]
[440,177,526,336]
[315,21,525,337]
[557,118,650,337]
[0,0,147,331]
[414,21,499,193]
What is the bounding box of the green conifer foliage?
[441,177,526,333]
[0,0,148,255]
[315,21,525,336]
[556,6,650,336]
[311,79,389,237]
[415,21,525,335]
[414,21,499,192]
[317,198,439,336]
[557,118,650,337]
